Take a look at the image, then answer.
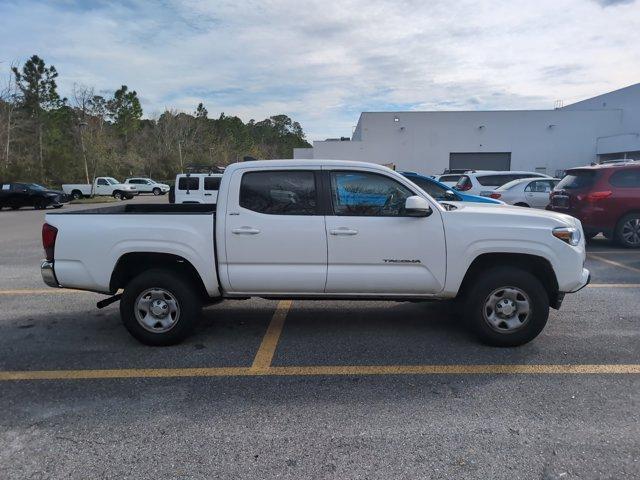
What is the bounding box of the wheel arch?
[110,252,210,301]
[458,252,561,309]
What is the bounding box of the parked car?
[173,173,223,204]
[41,160,589,347]
[548,163,640,247]
[124,177,170,196]
[455,171,551,195]
[62,177,138,200]
[0,182,69,210]
[400,171,503,204]
[486,178,560,208]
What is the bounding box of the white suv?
[124,178,170,195]
[454,171,551,195]
[172,173,222,204]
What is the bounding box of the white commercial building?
[295,83,640,177]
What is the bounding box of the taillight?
[577,190,612,202]
[489,193,502,199]
[42,223,58,261]
[587,190,612,201]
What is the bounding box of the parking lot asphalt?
[0,197,639,479]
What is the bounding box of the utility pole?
[178,140,184,173]
[209,147,214,166]
[78,121,90,184]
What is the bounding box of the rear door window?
[609,169,640,187]
[525,180,554,193]
[204,177,221,190]
[178,177,199,191]
[240,171,317,215]
[477,175,509,187]
[556,171,596,190]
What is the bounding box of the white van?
[172,173,222,204]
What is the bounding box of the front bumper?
[41,260,60,288]
[568,268,591,293]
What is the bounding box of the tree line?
[0,55,311,185]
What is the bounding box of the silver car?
[483,177,560,208]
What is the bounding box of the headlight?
[552,226,581,246]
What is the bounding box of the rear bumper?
[41,260,60,288]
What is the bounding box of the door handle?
[330,228,358,236]
[232,227,261,235]
[204,193,212,196]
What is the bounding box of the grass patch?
[69,196,120,205]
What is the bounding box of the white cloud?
[1,0,639,140]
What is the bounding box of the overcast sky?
[1,0,639,140]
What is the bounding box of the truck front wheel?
[462,267,549,347]
[120,269,202,346]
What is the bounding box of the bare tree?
[71,84,93,184]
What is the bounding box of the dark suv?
[548,163,640,247]
[0,182,69,210]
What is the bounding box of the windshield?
[555,171,596,190]
[496,179,522,191]
[105,177,119,185]
[28,183,47,191]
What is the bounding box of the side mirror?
[444,190,457,200]
[405,195,432,217]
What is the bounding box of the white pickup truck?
[42,160,590,347]
[62,177,138,200]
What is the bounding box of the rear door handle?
[232,227,261,235]
[330,228,358,236]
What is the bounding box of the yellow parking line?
[589,254,640,274]
[1,364,638,381]
[250,300,292,372]
[588,283,640,288]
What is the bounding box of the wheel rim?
[114,192,121,199]
[483,286,531,333]
[621,218,640,246]
[153,189,160,195]
[134,288,181,333]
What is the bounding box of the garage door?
[449,152,511,171]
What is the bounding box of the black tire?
[152,187,161,196]
[615,213,640,248]
[53,204,63,209]
[462,266,549,347]
[71,190,83,200]
[113,191,123,200]
[514,202,530,208]
[120,269,202,346]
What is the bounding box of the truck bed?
[49,203,216,215]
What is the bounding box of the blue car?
[400,171,502,204]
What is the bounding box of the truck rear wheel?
[120,269,202,346]
[462,267,549,347]
[71,190,83,200]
